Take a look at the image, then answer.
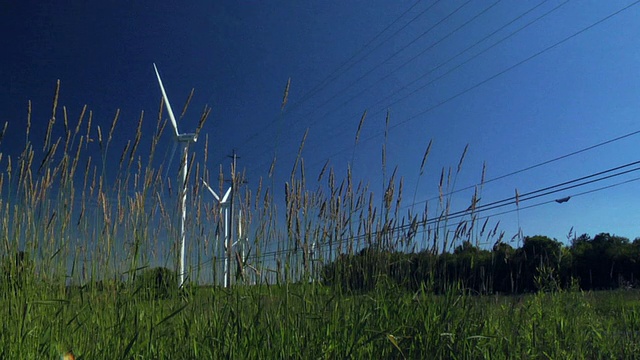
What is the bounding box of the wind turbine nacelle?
[178,133,198,142]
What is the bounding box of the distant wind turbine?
[202,179,232,287]
[153,63,207,288]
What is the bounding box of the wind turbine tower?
[202,179,232,287]
[153,63,202,288]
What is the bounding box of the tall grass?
[1,82,639,358]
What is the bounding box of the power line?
[188,160,640,276]
[228,1,520,180]
[369,0,567,120]
[213,1,572,185]
[231,0,431,156]
[431,161,640,225]
[288,0,428,110]
[408,127,640,209]
[212,134,640,265]
[475,175,640,226]
[397,173,640,248]
[206,159,640,266]
[295,0,475,123]
[312,0,505,125]
[264,0,563,164]
[314,0,563,134]
[221,1,468,168]
[188,165,640,275]
[226,0,565,185]
[316,0,640,168]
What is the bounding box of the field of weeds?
[3,281,640,358]
[1,84,639,359]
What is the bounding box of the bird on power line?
[555,196,571,204]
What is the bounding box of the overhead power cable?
[277,0,563,162]
[433,160,640,224]
[316,0,640,167]
[219,0,565,180]
[397,173,640,247]
[234,0,428,153]
[224,0,469,167]
[312,0,505,124]
[188,163,640,274]
[297,0,476,122]
[317,0,563,130]
[290,0,429,109]
[206,159,640,266]
[408,127,640,209]
[227,0,565,181]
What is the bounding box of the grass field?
[2,85,639,359]
[3,281,640,358]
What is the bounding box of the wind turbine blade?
[202,179,221,201]
[220,187,232,203]
[165,141,178,177]
[153,63,180,138]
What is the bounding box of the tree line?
[4,232,640,294]
[321,233,640,293]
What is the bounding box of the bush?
[133,267,178,300]
[1,251,34,294]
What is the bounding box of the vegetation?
[1,83,638,358]
[3,276,640,358]
[323,232,640,294]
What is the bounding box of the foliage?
[323,233,640,294]
[1,251,34,295]
[132,267,179,300]
[2,273,640,358]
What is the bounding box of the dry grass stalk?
[97,126,103,151]
[43,80,60,151]
[290,128,308,183]
[127,112,144,171]
[195,105,210,139]
[457,144,469,175]
[395,176,404,217]
[281,77,291,110]
[269,156,276,179]
[480,217,489,238]
[43,118,55,153]
[438,167,444,203]
[26,100,31,141]
[354,110,367,145]
[38,138,60,174]
[180,88,195,121]
[74,104,87,138]
[318,160,329,182]
[119,141,131,169]
[85,109,93,148]
[381,110,390,192]
[384,167,397,214]
[203,134,209,166]
[0,121,8,147]
[420,139,433,176]
[69,136,84,183]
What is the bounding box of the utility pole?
[227,150,238,288]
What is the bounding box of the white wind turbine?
[309,241,317,282]
[153,63,202,288]
[237,208,249,283]
[202,179,232,287]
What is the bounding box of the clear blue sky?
[1,0,639,247]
